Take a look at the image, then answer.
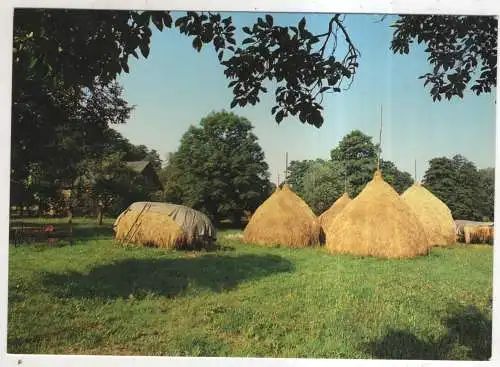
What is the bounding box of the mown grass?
[7,218,493,359]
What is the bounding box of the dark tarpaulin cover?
[121,202,216,240]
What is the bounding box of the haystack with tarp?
[319,192,352,227]
[114,202,216,250]
[243,184,321,248]
[400,183,456,246]
[325,170,430,259]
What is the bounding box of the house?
[125,161,163,191]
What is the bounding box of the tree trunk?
[97,199,103,226]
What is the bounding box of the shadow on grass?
[365,304,491,360]
[40,254,294,300]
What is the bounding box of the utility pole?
[285,152,288,184]
[414,159,417,183]
[377,105,383,171]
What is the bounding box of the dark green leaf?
[298,17,306,32]
[163,12,172,27]
[192,36,202,52]
[266,15,273,27]
[275,110,285,123]
[139,43,150,58]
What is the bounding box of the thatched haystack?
[325,170,430,259]
[401,183,456,246]
[464,224,494,244]
[243,184,321,247]
[114,202,216,250]
[319,192,352,227]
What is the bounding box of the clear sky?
[115,12,496,183]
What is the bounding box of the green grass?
[7,218,493,359]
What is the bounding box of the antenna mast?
[414,159,417,183]
[285,152,288,184]
[377,105,383,171]
[344,169,348,193]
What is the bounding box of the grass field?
[7,218,493,359]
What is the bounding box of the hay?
[113,202,216,250]
[325,170,430,259]
[401,183,456,246]
[319,192,351,228]
[464,225,494,244]
[455,220,493,242]
[242,184,321,248]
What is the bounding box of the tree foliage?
[287,159,322,194]
[286,130,413,212]
[161,111,272,222]
[423,154,494,221]
[13,9,360,127]
[15,10,495,129]
[73,153,153,217]
[301,160,345,215]
[391,15,497,101]
[10,78,134,209]
[330,130,379,197]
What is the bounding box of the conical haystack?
[243,184,321,247]
[401,183,456,246]
[319,192,352,227]
[325,171,430,259]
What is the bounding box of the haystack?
[243,184,321,247]
[401,183,456,246]
[319,192,352,228]
[464,224,494,244]
[113,202,216,250]
[325,170,430,259]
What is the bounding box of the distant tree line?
[286,130,414,215]
[10,115,164,218]
[286,131,494,221]
[423,155,494,221]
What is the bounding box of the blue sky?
[115,12,496,183]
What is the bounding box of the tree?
[13,10,360,127]
[162,111,272,222]
[10,76,133,211]
[478,167,495,221]
[301,160,344,215]
[452,155,483,220]
[145,150,163,171]
[379,159,414,194]
[423,154,488,221]
[288,131,411,206]
[391,15,497,101]
[287,159,321,194]
[423,156,458,214]
[330,130,378,197]
[159,152,185,204]
[73,153,153,219]
[14,10,495,128]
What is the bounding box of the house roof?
[125,161,150,173]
